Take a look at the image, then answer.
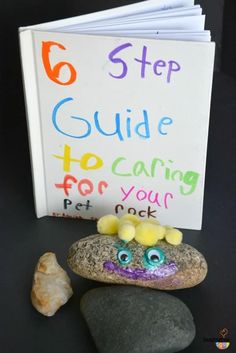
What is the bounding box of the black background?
[0,1,236,353]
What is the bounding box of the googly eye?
[117,248,132,265]
[144,247,165,268]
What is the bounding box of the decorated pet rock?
[68,214,207,290]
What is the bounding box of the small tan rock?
[31,252,73,316]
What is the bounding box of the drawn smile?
[103,261,178,280]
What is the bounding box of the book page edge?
[19,30,48,218]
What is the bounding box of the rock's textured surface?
[81,286,196,353]
[31,252,73,316]
[68,234,207,290]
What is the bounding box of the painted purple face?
[103,260,178,280]
[103,244,178,281]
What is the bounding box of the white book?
[19,0,215,229]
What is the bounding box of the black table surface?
[0,71,235,353]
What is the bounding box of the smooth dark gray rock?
[80,286,196,353]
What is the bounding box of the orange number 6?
[42,41,77,85]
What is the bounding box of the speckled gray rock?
[81,286,196,353]
[67,234,207,290]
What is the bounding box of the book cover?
[19,1,215,229]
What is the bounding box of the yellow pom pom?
[144,219,160,226]
[97,215,119,235]
[165,228,183,245]
[164,225,172,230]
[134,222,165,246]
[119,214,141,226]
[118,223,136,242]
[155,225,166,239]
